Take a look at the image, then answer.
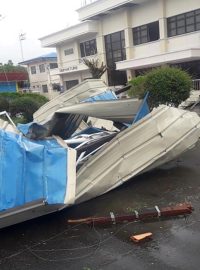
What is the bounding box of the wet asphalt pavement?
[1,142,200,270]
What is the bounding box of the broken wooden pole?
[67,203,193,226]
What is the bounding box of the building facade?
[0,72,28,93]
[19,52,61,99]
[40,0,200,90]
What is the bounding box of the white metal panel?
[75,106,200,203]
[34,79,109,124]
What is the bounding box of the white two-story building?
[19,52,60,99]
[40,0,200,90]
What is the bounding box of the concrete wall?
[130,0,160,27]
[167,32,200,52]
[61,70,92,90]
[166,0,200,17]
[101,9,128,35]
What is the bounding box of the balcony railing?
[192,79,200,90]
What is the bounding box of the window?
[133,21,160,45]
[42,85,48,93]
[170,60,200,79]
[104,30,127,86]
[66,80,79,90]
[80,39,97,57]
[30,66,36,74]
[39,64,45,73]
[64,48,74,56]
[49,63,58,69]
[167,8,200,37]
[105,31,126,68]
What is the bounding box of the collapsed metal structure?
[0,79,199,228]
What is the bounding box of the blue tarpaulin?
[0,129,69,212]
[133,92,150,123]
[83,90,117,103]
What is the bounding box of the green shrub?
[128,67,192,108]
[0,92,48,123]
[0,92,22,102]
[10,97,40,122]
[25,93,48,105]
[0,96,9,112]
[128,75,147,98]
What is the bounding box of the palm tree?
[82,58,107,79]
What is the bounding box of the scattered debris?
[67,203,193,226]
[179,90,200,109]
[130,232,153,243]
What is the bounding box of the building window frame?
[104,30,127,86]
[39,64,45,73]
[167,8,200,37]
[30,66,36,74]
[64,48,74,56]
[65,80,79,90]
[80,39,97,58]
[42,84,48,93]
[132,21,160,46]
[49,63,58,69]
[104,30,126,69]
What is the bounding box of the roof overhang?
[77,0,148,21]
[19,57,57,65]
[116,48,200,70]
[40,21,98,48]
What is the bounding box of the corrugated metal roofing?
[18,52,57,65]
[0,72,28,82]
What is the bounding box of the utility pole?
[46,64,53,100]
[19,33,26,61]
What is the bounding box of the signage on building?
[59,66,78,73]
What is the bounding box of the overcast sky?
[0,0,82,64]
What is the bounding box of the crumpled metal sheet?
[179,90,200,109]
[0,119,19,134]
[75,105,200,203]
[33,79,112,124]
[56,98,142,124]
[32,79,119,139]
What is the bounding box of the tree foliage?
[128,67,192,108]
[128,75,147,98]
[82,58,107,79]
[0,60,27,73]
[0,93,48,123]
[10,97,39,122]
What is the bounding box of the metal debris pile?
[0,79,199,228]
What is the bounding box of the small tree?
[0,60,27,73]
[0,93,48,123]
[82,58,107,79]
[128,67,192,108]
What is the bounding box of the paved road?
[0,143,200,270]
